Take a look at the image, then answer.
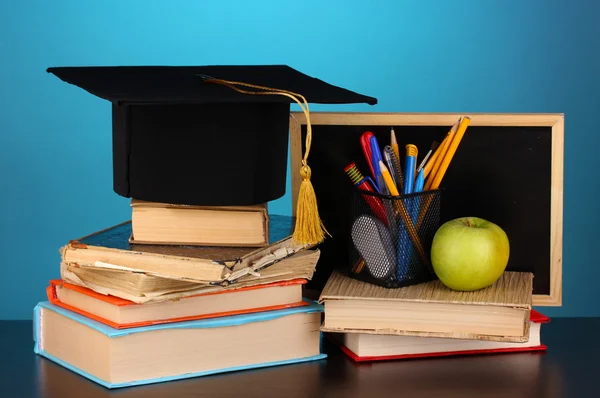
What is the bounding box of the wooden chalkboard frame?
[289,112,563,306]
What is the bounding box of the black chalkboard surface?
[289,113,563,306]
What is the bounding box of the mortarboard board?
[46,65,377,245]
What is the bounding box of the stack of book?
[318,270,549,362]
[37,63,384,389]
[33,202,326,389]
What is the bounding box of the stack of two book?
[319,270,549,362]
[34,202,326,389]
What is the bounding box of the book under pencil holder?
[347,186,442,289]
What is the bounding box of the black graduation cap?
[47,65,377,208]
[47,65,377,245]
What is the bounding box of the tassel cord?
[200,77,328,245]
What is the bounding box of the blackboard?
[289,113,563,306]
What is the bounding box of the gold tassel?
[200,76,329,246]
[293,163,329,245]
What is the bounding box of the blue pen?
[370,136,387,195]
[403,144,418,194]
[412,168,425,223]
[414,168,425,193]
[364,176,380,194]
[397,144,418,280]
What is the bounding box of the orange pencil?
[429,116,471,190]
[422,144,441,179]
[416,116,471,229]
[424,120,459,190]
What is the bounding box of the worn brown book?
[61,249,321,304]
[47,278,309,329]
[319,270,533,342]
[130,199,270,247]
[60,215,310,284]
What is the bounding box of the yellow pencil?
[424,120,459,190]
[422,137,446,179]
[429,116,471,190]
[379,160,399,196]
[416,116,471,229]
[379,160,427,264]
[424,122,456,183]
[422,149,439,179]
[390,128,400,161]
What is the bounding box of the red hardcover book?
[329,310,549,362]
[47,278,308,329]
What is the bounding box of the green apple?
[430,217,510,291]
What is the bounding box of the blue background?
[1,0,598,319]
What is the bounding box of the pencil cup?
[348,187,442,288]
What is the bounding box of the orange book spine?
[46,280,309,329]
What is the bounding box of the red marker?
[344,163,388,225]
[360,131,376,180]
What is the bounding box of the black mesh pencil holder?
[348,187,442,288]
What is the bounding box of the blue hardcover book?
[34,300,326,389]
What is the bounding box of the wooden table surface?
[1,317,597,397]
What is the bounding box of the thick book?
[130,199,270,247]
[60,215,311,284]
[61,249,321,304]
[33,301,326,389]
[319,270,533,342]
[47,278,308,329]
[329,310,549,362]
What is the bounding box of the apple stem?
[465,218,472,227]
